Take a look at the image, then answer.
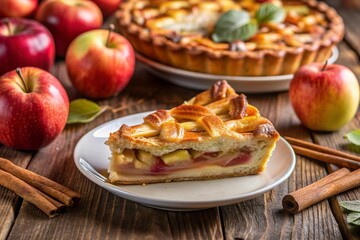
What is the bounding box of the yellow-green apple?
[289,63,360,131]
[0,67,69,150]
[0,0,37,18]
[0,18,55,76]
[90,0,122,17]
[65,26,135,99]
[35,0,103,57]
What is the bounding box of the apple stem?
[107,99,144,113]
[16,68,29,93]
[106,24,115,48]
[3,18,12,35]
[322,60,328,71]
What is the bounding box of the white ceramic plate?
[74,112,296,211]
[136,47,339,93]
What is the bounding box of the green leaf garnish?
[212,4,285,43]
[67,98,107,124]
[235,21,258,41]
[344,130,360,146]
[340,201,360,228]
[256,3,285,24]
[347,212,360,226]
[213,21,258,42]
[340,200,360,212]
[212,10,252,42]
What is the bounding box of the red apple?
[0,18,55,76]
[289,63,360,131]
[90,0,122,17]
[65,25,135,99]
[35,0,103,57]
[0,67,69,150]
[0,0,37,18]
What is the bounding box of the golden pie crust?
[106,80,280,184]
[115,0,344,76]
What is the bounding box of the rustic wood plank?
[166,209,223,239]
[338,9,360,57]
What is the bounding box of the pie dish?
[136,46,338,93]
[106,80,280,184]
[74,127,295,210]
[116,0,344,76]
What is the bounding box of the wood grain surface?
[1,3,360,239]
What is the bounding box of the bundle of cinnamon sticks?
[283,136,360,213]
[0,157,80,218]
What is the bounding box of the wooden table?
[1,5,360,240]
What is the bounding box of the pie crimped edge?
[115,0,344,76]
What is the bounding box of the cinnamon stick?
[282,167,360,213]
[291,145,360,170]
[27,180,75,207]
[0,157,80,206]
[0,169,59,218]
[284,136,360,163]
[282,168,350,213]
[36,190,66,212]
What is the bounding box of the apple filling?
[109,147,253,175]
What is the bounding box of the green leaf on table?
[212,10,256,42]
[344,130,360,146]
[347,212,360,226]
[340,200,360,212]
[256,3,285,24]
[67,98,107,124]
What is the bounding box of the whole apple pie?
[116,0,344,76]
[106,80,280,184]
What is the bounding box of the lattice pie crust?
[106,80,280,184]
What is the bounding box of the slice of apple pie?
[106,80,280,184]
